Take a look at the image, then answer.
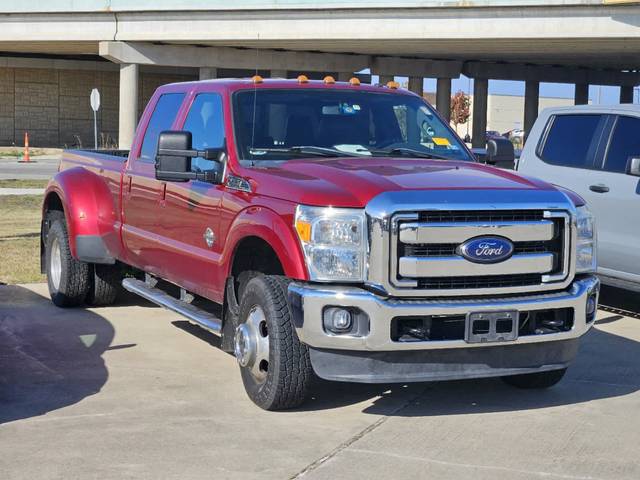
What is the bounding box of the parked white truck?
[517,104,640,292]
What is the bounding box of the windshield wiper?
[370,147,450,160]
[248,145,357,158]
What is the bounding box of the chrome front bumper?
[288,276,600,352]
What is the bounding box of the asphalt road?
[1,283,639,480]
[0,155,60,180]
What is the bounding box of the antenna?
[250,41,259,153]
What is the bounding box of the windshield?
[232,89,473,163]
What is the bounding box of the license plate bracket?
[465,310,519,343]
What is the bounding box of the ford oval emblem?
[458,236,514,264]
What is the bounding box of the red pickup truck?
[41,77,600,410]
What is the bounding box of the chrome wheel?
[50,237,62,290]
[234,305,270,383]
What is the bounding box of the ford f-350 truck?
[41,77,600,410]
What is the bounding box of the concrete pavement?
[1,283,639,480]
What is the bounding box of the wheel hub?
[50,237,62,290]
[234,305,270,382]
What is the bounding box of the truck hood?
[246,157,558,208]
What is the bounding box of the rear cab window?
[603,115,640,173]
[537,114,607,169]
[139,93,186,163]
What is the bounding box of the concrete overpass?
[1,0,640,148]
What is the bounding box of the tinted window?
[139,93,185,162]
[540,114,604,169]
[183,93,225,172]
[604,116,640,173]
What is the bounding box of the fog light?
[586,294,597,322]
[323,307,353,333]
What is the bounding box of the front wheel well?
[230,236,285,284]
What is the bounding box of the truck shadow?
[302,327,640,416]
[599,285,640,320]
[0,285,114,424]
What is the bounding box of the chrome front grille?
[389,209,571,295]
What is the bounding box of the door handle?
[589,184,609,193]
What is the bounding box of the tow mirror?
[627,157,640,177]
[155,130,223,183]
[486,138,515,170]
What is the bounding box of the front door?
[160,92,227,302]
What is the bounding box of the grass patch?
[0,179,49,189]
[0,194,44,284]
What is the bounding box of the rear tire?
[501,368,567,389]
[235,275,312,410]
[45,214,90,307]
[86,264,121,306]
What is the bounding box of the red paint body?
[43,79,582,305]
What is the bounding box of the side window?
[139,93,185,162]
[539,114,604,169]
[183,93,225,172]
[603,116,640,173]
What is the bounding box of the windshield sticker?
[432,137,451,147]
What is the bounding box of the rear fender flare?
[42,167,119,263]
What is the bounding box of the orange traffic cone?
[18,132,36,163]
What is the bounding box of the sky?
[442,75,627,104]
[370,73,631,104]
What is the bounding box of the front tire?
[501,368,567,389]
[45,215,90,307]
[234,275,312,410]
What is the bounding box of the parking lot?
[1,283,639,480]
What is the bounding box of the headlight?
[294,205,367,282]
[575,205,596,273]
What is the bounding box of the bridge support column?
[524,80,540,142]
[472,78,488,149]
[436,77,452,122]
[118,63,139,150]
[408,76,423,96]
[620,85,634,104]
[378,75,394,85]
[574,83,589,105]
[199,67,218,80]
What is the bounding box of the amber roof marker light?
[297,74,309,84]
[251,75,263,84]
[349,77,361,86]
[323,76,336,84]
[386,81,400,90]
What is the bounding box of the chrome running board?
[122,278,222,334]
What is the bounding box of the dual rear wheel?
[45,213,120,307]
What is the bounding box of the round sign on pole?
[90,88,101,112]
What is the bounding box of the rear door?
[594,114,640,281]
[121,91,186,274]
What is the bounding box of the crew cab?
[517,104,640,292]
[41,77,600,410]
